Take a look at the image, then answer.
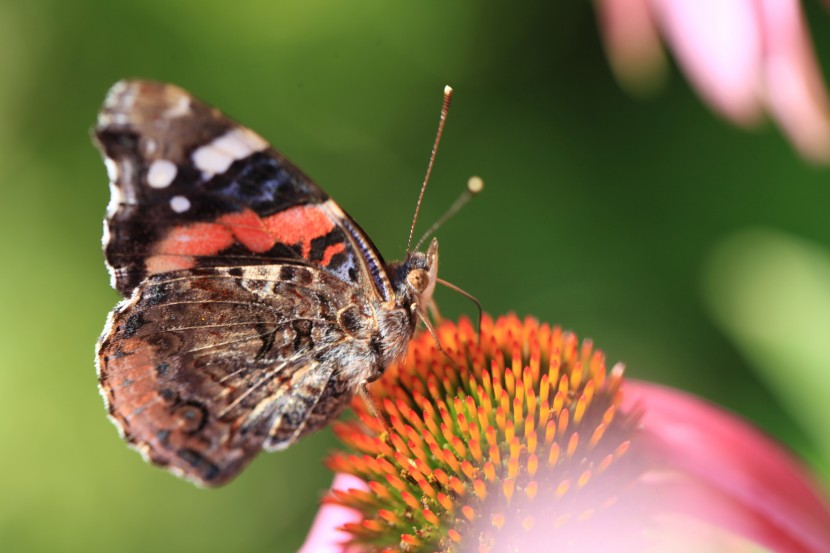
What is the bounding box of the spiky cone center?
[327,315,645,553]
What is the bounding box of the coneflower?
[301,315,830,553]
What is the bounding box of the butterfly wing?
[94,80,394,303]
[93,81,401,486]
[98,265,382,486]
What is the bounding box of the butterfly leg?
[427,298,443,324]
[261,360,350,451]
[356,383,392,437]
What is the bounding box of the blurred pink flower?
[595,0,830,162]
[298,316,830,552]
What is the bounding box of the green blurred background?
[2,1,830,551]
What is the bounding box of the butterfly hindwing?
[98,264,381,486]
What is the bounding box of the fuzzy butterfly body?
[95,80,439,486]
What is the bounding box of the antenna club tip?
[467,176,484,194]
[444,85,453,96]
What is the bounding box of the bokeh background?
[2,1,830,552]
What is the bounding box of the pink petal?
[297,474,368,553]
[759,0,830,162]
[624,380,830,553]
[650,0,764,125]
[595,0,666,93]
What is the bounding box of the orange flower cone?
[300,315,830,553]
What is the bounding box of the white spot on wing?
[170,195,191,213]
[191,127,269,179]
[147,159,177,188]
[192,147,234,179]
[212,128,268,158]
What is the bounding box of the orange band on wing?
[146,223,235,274]
[321,242,346,266]
[261,205,335,259]
[145,205,339,276]
[218,209,275,253]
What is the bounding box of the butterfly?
[94,80,448,486]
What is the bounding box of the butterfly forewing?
[95,80,388,299]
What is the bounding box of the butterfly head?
[389,238,439,320]
[405,238,439,316]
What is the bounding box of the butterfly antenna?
[415,176,483,251]
[407,85,454,255]
[436,277,484,344]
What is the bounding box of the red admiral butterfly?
[94,81,452,486]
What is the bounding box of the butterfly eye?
[406,269,429,294]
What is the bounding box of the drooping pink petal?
[624,380,830,553]
[595,0,666,93]
[759,0,830,162]
[650,0,764,125]
[297,474,367,553]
